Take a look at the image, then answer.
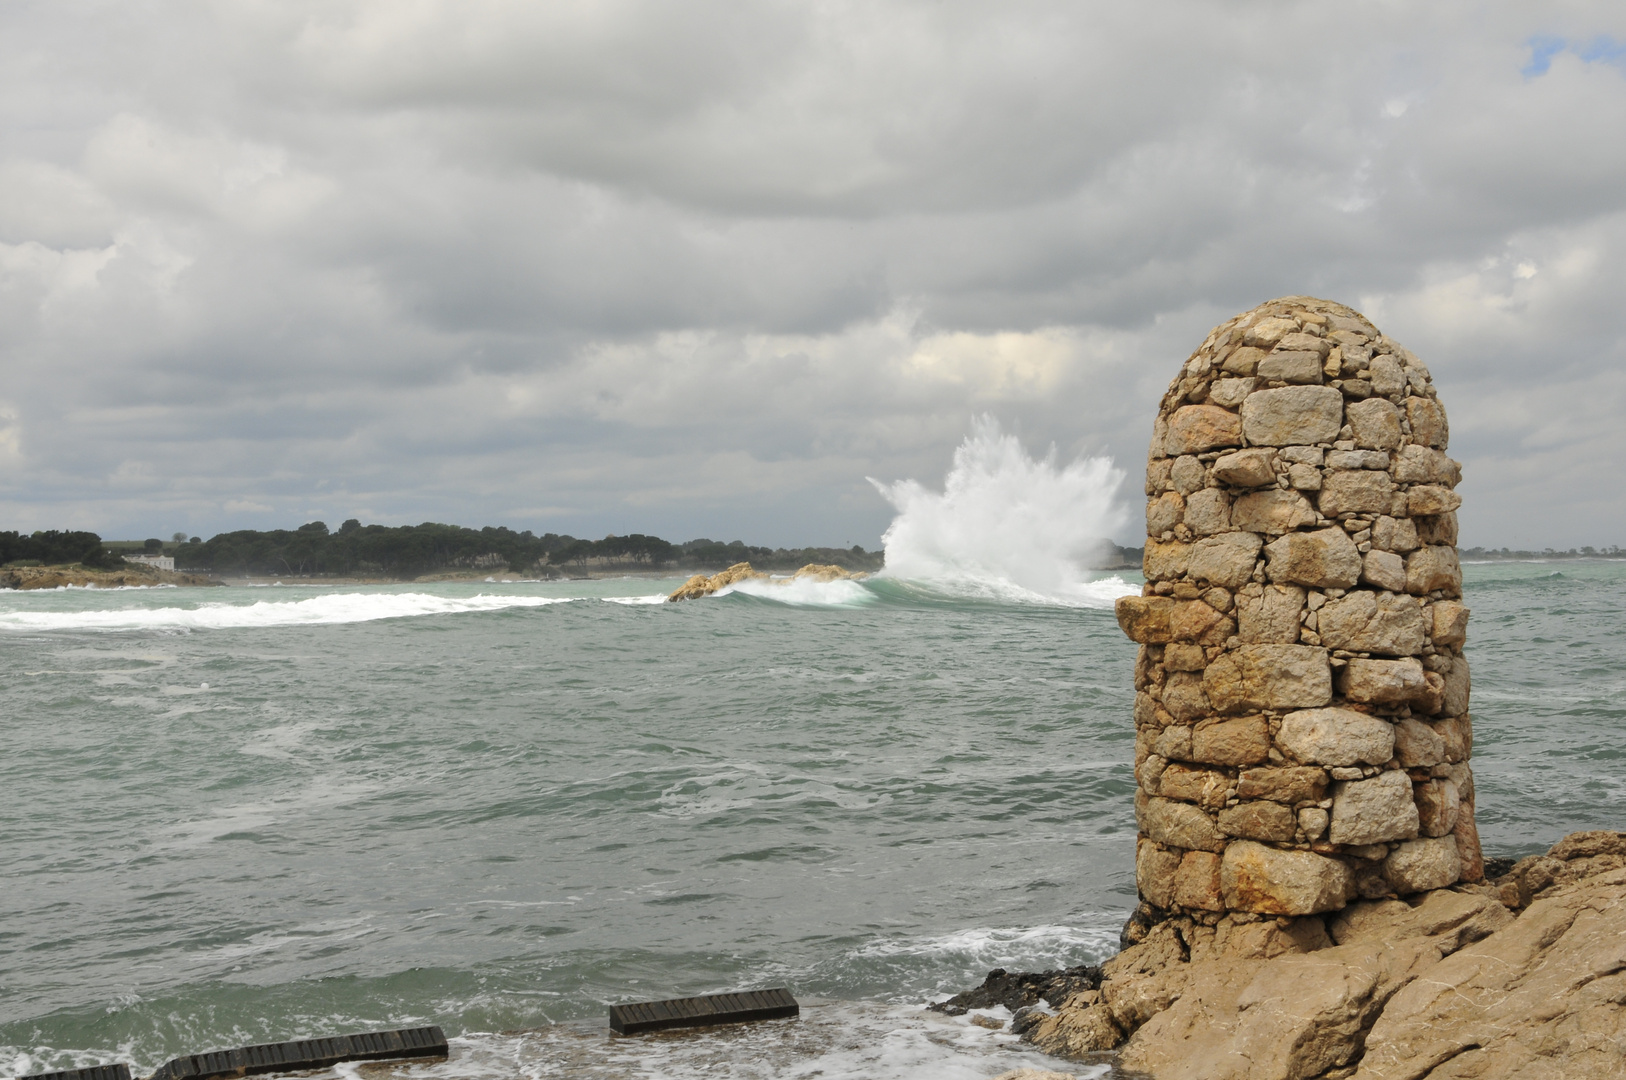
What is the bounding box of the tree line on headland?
[3,521,886,578]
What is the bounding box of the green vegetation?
[0,530,116,568]
[151,520,885,578]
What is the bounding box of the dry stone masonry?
[1115,295,1478,920]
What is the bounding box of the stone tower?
[1115,296,1479,918]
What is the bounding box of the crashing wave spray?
[869,416,1136,606]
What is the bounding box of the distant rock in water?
[666,562,865,601]
[929,964,1102,1017]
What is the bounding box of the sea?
[3,432,1624,1080]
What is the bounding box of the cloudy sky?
[2,1,1623,549]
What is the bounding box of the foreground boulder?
[1022,830,1626,1079]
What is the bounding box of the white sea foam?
[871,416,1139,607]
[715,576,875,607]
[853,924,1120,968]
[601,593,671,605]
[0,592,575,632]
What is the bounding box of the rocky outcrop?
[666,562,865,601]
[1023,831,1626,1079]
[1119,297,1477,921]
[0,564,220,589]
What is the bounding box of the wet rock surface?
[928,964,1103,1017]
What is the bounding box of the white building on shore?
[124,553,175,571]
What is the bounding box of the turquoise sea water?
[2,561,1623,1079]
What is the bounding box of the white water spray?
[870,417,1136,606]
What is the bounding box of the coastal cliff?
[1023,829,1626,1079]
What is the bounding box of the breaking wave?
[0,592,575,632]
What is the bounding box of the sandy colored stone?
[1167,404,1243,455]
[1316,591,1425,655]
[1453,804,1484,884]
[1141,795,1226,852]
[1204,644,1332,711]
[1237,583,1305,643]
[1439,655,1470,715]
[1264,528,1362,589]
[1209,377,1256,409]
[1392,716,1446,768]
[1415,778,1460,837]
[1243,316,1300,348]
[1340,657,1427,705]
[1331,771,1419,846]
[1191,714,1270,766]
[1430,715,1471,763]
[1257,351,1324,383]
[1222,345,1268,376]
[1407,484,1462,516]
[1182,488,1231,536]
[1158,764,1230,811]
[1163,642,1205,671]
[1392,445,1461,485]
[1405,396,1449,448]
[1416,511,1458,547]
[1277,707,1396,767]
[1136,838,1181,908]
[1146,490,1183,535]
[1161,671,1209,723]
[1299,806,1329,840]
[1369,355,1405,396]
[1345,397,1402,450]
[1431,600,1469,647]
[1218,800,1298,843]
[1231,489,1317,535]
[1212,447,1276,487]
[1361,548,1407,592]
[1115,596,1231,646]
[1240,384,1345,447]
[1287,462,1322,490]
[1143,538,1191,581]
[1221,840,1354,915]
[1276,331,1331,356]
[1187,531,1262,589]
[1154,726,1193,762]
[1384,836,1462,894]
[1319,469,1395,516]
[1371,514,1419,553]
[1172,850,1224,911]
[1236,765,1329,804]
[1170,454,1206,494]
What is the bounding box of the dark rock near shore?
[929,964,1102,1016]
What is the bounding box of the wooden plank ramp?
[19,1066,133,1080]
[609,988,799,1035]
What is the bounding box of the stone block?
[1415,512,1457,546]
[1236,765,1329,804]
[1276,707,1395,766]
[1136,839,1181,908]
[1325,449,1390,470]
[1158,764,1230,810]
[1188,531,1262,589]
[1298,806,1329,840]
[1183,489,1231,536]
[1230,490,1316,536]
[1218,800,1298,842]
[1212,448,1276,487]
[1209,377,1256,409]
[1167,405,1242,455]
[1204,645,1332,711]
[1276,331,1331,356]
[1392,717,1445,768]
[1415,778,1460,837]
[1369,355,1405,395]
[1392,445,1461,485]
[1371,515,1419,553]
[1143,539,1192,581]
[1220,841,1354,915]
[1287,463,1322,490]
[1345,397,1402,450]
[1263,528,1362,589]
[1383,836,1461,893]
[1154,725,1194,761]
[1135,690,1160,728]
[1256,351,1324,383]
[1440,656,1470,716]
[1431,600,1469,647]
[1146,491,1183,535]
[1361,549,1407,592]
[1243,316,1299,347]
[1162,671,1210,723]
[1237,584,1306,644]
[1339,657,1428,705]
[1191,714,1270,766]
[1430,715,1471,763]
[1330,771,1419,845]
[1163,642,1206,671]
[1140,795,1226,852]
[1405,546,1461,595]
[1452,802,1483,882]
[1118,597,1230,645]
[1171,454,1207,494]
[1405,396,1449,448]
[1240,385,1345,446]
[1222,345,1268,375]
[1315,591,1425,655]
[1146,457,1173,494]
[1172,851,1225,911]
[1318,470,1395,515]
[1407,485,1462,516]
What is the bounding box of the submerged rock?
[666,562,865,601]
[1022,830,1626,1079]
[928,964,1103,1017]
